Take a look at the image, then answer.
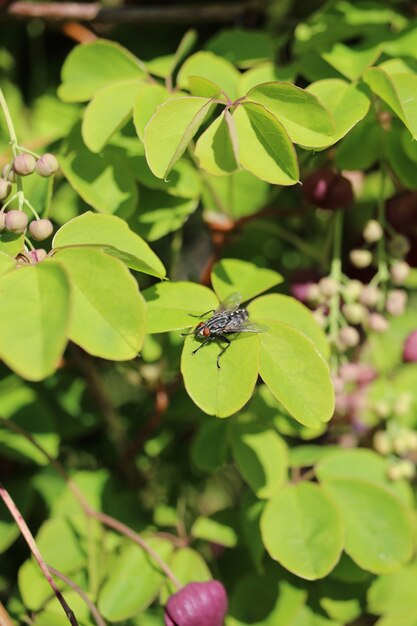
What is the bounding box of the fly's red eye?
[203,327,211,337]
[197,321,205,328]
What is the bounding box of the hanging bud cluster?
[0,152,58,248]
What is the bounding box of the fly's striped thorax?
[206,308,249,333]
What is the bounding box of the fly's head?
[195,321,211,339]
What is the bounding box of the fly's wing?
[218,292,242,312]
[238,321,269,333]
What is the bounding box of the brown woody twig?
[3,2,262,23]
[0,483,79,626]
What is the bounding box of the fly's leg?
[192,339,211,355]
[216,336,231,370]
[189,309,215,318]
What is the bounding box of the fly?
[182,293,268,369]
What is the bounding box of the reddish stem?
[0,483,78,626]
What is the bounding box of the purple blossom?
[164,581,228,626]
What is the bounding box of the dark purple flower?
[404,330,417,363]
[164,581,228,626]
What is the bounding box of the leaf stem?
[0,87,24,211]
[47,566,106,626]
[0,482,79,626]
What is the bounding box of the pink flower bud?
[386,289,407,317]
[0,179,11,201]
[13,154,36,176]
[338,326,360,348]
[403,330,417,363]
[363,219,383,243]
[359,284,380,308]
[1,163,17,182]
[349,249,373,269]
[29,219,53,241]
[390,261,410,286]
[164,581,228,626]
[302,169,353,210]
[35,153,59,177]
[29,249,48,263]
[368,313,389,333]
[5,210,28,234]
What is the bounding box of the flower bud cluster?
[0,209,53,241]
[374,426,417,481]
[332,362,376,420]
[2,153,58,185]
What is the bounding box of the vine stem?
[0,416,182,591]
[0,601,14,626]
[328,209,343,367]
[0,87,24,211]
[0,482,79,626]
[47,566,106,626]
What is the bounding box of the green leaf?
[191,511,238,547]
[169,29,198,75]
[161,547,211,600]
[54,248,146,360]
[233,102,299,185]
[53,211,166,278]
[307,79,371,143]
[317,448,411,507]
[201,170,269,219]
[0,231,24,257]
[194,111,238,176]
[384,121,417,189]
[188,75,227,99]
[257,321,334,428]
[229,567,307,625]
[181,334,259,418]
[239,493,265,571]
[0,262,70,381]
[206,28,274,68]
[211,259,283,303]
[143,282,218,333]
[59,126,138,218]
[98,537,174,620]
[323,479,413,574]
[133,84,170,142]
[232,422,288,498]
[261,482,343,580]
[36,517,85,572]
[125,143,201,198]
[0,385,60,465]
[247,82,335,148]
[144,96,213,179]
[289,445,339,468]
[177,51,240,99]
[248,294,329,358]
[190,419,229,472]
[0,251,16,275]
[321,43,382,81]
[364,69,417,139]
[82,80,144,152]
[58,39,145,102]
[368,561,417,616]
[133,188,198,241]
[316,448,390,485]
[335,111,381,171]
[239,62,296,95]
